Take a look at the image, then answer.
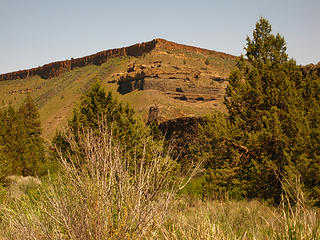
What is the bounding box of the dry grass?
[6,175,41,199]
[2,171,318,240]
[0,123,198,240]
[153,174,320,240]
[1,147,319,240]
[1,142,319,240]
[154,197,320,240]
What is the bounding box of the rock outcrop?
[115,62,228,103]
[159,117,204,166]
[0,39,236,81]
[0,40,156,81]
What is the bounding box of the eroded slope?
[0,39,238,138]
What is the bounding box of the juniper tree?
[53,83,152,165]
[0,105,23,175]
[0,96,45,177]
[69,83,145,147]
[201,18,320,204]
[18,95,45,176]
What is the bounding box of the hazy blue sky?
[0,0,319,74]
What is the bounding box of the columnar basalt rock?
[0,39,236,81]
[115,61,228,103]
[0,40,157,81]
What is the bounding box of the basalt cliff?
[0,39,235,81]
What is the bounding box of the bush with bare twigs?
[0,122,198,240]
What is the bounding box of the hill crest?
[0,39,236,81]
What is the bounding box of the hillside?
[0,39,238,139]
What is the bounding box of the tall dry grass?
[0,124,197,240]
[154,174,320,240]
[154,197,319,240]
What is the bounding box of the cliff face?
[0,39,235,81]
[0,40,157,81]
[115,62,228,103]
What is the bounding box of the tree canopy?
[53,83,152,164]
[199,18,320,204]
[0,96,45,181]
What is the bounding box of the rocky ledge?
[112,62,228,103]
[0,39,235,81]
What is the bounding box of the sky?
[0,0,319,74]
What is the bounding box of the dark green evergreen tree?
[0,134,9,185]
[194,112,247,199]
[18,95,46,176]
[0,96,45,177]
[70,83,146,147]
[200,18,320,204]
[0,105,22,175]
[224,18,306,202]
[53,83,150,163]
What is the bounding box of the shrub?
[0,121,196,239]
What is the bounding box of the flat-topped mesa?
[0,39,235,81]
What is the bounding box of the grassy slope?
[0,57,133,140]
[0,47,237,140]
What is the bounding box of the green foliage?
[18,96,46,176]
[179,176,205,198]
[70,82,147,145]
[0,96,45,178]
[0,146,9,185]
[245,17,288,65]
[0,182,7,203]
[193,113,246,199]
[148,121,164,141]
[199,18,320,204]
[53,82,152,164]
